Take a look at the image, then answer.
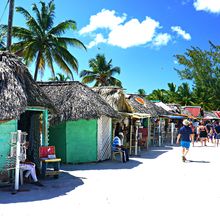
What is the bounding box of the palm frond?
[80,70,94,77]
[53,44,78,73]
[45,49,55,76]
[49,20,77,36]
[57,37,86,50]
[10,26,35,40]
[52,52,73,79]
[16,7,42,34]
[81,75,96,84]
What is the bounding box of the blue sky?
[1,0,220,94]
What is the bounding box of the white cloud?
[80,9,185,49]
[87,33,107,49]
[152,33,172,47]
[79,9,127,34]
[193,0,220,13]
[171,26,191,40]
[107,17,160,49]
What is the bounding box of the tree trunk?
[7,0,15,52]
[34,51,41,81]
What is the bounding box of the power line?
[0,0,9,24]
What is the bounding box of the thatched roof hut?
[93,86,133,113]
[126,94,169,117]
[38,82,119,163]
[38,81,119,124]
[93,87,168,117]
[0,51,55,120]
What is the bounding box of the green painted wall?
[66,119,97,163]
[49,119,98,163]
[0,120,17,170]
[49,122,66,162]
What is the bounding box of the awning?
[160,115,185,119]
[119,112,151,119]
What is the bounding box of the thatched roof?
[166,103,181,114]
[126,94,169,117]
[0,51,56,120]
[93,87,168,117]
[38,81,119,124]
[92,87,133,113]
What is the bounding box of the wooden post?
[159,118,161,146]
[42,110,49,146]
[129,121,133,155]
[134,124,138,155]
[171,122,174,145]
[147,117,151,149]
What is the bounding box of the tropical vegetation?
[137,42,218,110]
[80,54,122,87]
[174,41,220,110]
[49,73,70,81]
[0,0,86,81]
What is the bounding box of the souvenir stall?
[0,52,55,184]
[39,81,118,163]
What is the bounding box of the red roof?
[184,107,201,117]
[214,111,220,119]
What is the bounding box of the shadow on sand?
[64,158,142,171]
[0,159,142,203]
[0,171,83,204]
[139,146,173,159]
[187,160,210,163]
[0,146,172,203]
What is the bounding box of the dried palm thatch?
[126,94,170,117]
[0,51,56,120]
[93,86,133,113]
[38,81,119,124]
[166,103,181,114]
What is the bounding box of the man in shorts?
[176,119,193,162]
[214,121,220,147]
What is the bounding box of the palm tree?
[6,0,15,52]
[80,54,122,87]
[49,73,70,81]
[166,82,178,103]
[177,82,194,106]
[147,89,167,102]
[137,89,146,96]
[1,1,86,81]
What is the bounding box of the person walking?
[198,121,208,146]
[214,121,220,147]
[176,119,193,162]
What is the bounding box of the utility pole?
[7,0,15,52]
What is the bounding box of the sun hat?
[118,132,124,137]
[183,119,190,126]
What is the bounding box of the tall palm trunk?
[7,0,15,52]
[34,51,41,81]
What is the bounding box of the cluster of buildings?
[0,51,220,183]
